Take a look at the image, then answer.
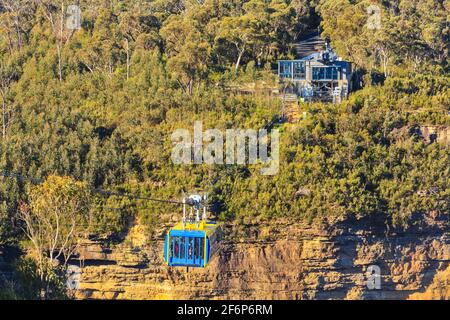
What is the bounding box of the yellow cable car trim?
[204,233,207,267]
[167,233,170,266]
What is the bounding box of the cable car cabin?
[164,220,219,268]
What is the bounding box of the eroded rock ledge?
[74,214,449,300]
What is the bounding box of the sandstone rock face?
[74,216,449,300]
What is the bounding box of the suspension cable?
[1,169,187,206]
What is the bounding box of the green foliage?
[318,0,449,78]
[214,77,449,227]
[0,257,67,300]
[0,0,447,301]
[0,0,448,248]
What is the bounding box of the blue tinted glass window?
[293,62,305,79]
[173,237,180,258]
[313,67,339,80]
[180,237,185,259]
[187,238,194,259]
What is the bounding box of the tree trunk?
[126,38,130,80]
[235,50,244,72]
[187,79,193,96]
[6,32,13,54]
[57,44,63,82]
[14,15,22,49]
[57,3,65,82]
[235,43,245,72]
[2,99,6,138]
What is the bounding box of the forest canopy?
[0,0,448,250]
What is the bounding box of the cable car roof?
[170,221,218,237]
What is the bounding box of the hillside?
[0,0,448,300]
[71,214,448,300]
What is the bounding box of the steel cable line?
[0,169,194,207]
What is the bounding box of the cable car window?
[188,238,193,259]
[173,237,179,258]
[180,237,185,259]
[199,238,204,260]
[194,238,200,260]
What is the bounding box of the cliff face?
[73,213,449,300]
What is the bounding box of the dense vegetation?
[0,0,448,298]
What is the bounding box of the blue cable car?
[163,194,219,268]
[164,220,219,268]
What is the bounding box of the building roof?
[292,32,326,59]
[283,31,350,66]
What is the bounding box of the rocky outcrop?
[419,125,450,145]
[73,214,449,300]
[408,266,450,300]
